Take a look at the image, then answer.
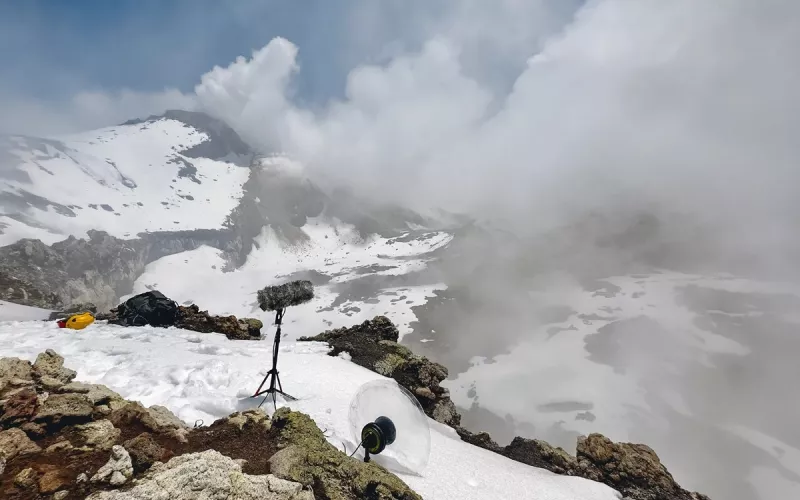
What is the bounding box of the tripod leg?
[252,308,296,409]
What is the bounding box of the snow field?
[1,119,249,239]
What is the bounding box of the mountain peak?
[121,109,252,160]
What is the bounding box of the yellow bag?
[65,312,95,330]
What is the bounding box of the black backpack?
[116,290,178,327]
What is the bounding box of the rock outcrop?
[175,304,263,340]
[453,406,711,500]
[99,296,264,341]
[87,450,313,500]
[0,232,149,311]
[48,302,97,321]
[0,230,233,312]
[299,316,460,426]
[0,272,63,310]
[267,408,422,500]
[458,431,711,500]
[0,350,421,500]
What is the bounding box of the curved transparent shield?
[348,379,431,474]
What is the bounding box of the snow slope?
[0,319,621,500]
[0,117,249,240]
[126,218,453,339]
[0,300,54,321]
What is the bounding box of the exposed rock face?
[0,230,233,311]
[0,271,63,309]
[74,420,121,451]
[86,450,313,500]
[0,232,149,311]
[33,393,94,428]
[0,388,37,426]
[454,426,710,500]
[575,434,711,500]
[90,445,133,486]
[299,316,460,427]
[108,401,190,444]
[0,357,35,397]
[123,433,166,474]
[56,382,122,406]
[175,304,263,340]
[33,349,77,387]
[0,428,41,462]
[48,302,97,321]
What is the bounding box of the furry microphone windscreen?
[257,280,315,311]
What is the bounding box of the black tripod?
[251,308,297,410]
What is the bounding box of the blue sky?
[0,0,444,106]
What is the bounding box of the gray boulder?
[86,450,313,500]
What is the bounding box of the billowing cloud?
[194,0,800,239]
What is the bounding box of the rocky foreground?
[0,315,711,500]
[0,350,420,500]
[301,316,710,500]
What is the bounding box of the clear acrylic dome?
[348,379,431,474]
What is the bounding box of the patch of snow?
[0,300,53,321]
[0,216,64,246]
[0,119,249,242]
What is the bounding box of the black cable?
[349,440,364,458]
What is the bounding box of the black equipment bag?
[116,290,178,327]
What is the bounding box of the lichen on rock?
[74,419,121,450]
[86,450,313,500]
[91,444,134,486]
[33,349,77,389]
[0,357,34,397]
[299,316,460,427]
[267,407,422,500]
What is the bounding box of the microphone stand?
[251,308,296,410]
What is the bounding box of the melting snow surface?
[0,320,620,500]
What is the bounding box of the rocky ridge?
[301,316,710,500]
[0,350,421,500]
[0,230,227,312]
[299,316,460,427]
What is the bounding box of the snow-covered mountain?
[1,110,799,500]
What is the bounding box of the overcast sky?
[2,0,798,247]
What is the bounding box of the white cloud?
[193,0,800,235]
